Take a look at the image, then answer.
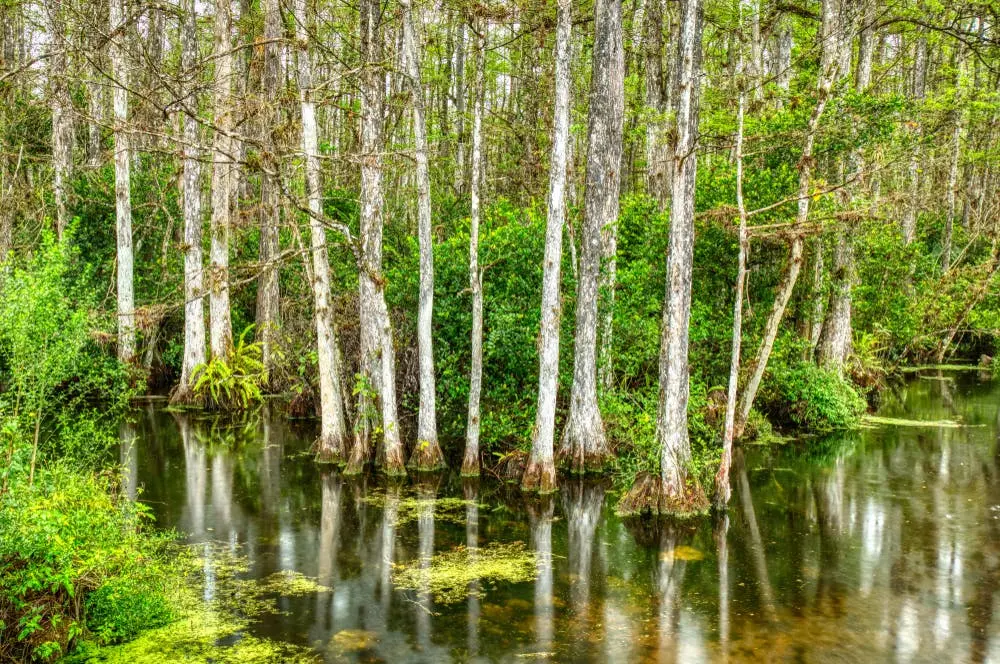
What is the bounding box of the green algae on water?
[361,493,486,526]
[71,544,327,663]
[861,415,976,429]
[392,541,539,605]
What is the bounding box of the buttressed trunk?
[560,0,623,474]
[652,0,705,512]
[348,0,405,476]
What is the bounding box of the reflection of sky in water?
[126,372,1000,663]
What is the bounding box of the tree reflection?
[528,496,555,657]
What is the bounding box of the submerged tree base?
[312,433,348,466]
[521,458,557,494]
[407,439,447,472]
[168,383,205,409]
[556,444,613,476]
[460,453,480,477]
[617,471,709,518]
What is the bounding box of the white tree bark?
[819,2,870,370]
[402,0,445,470]
[46,0,72,239]
[256,0,282,379]
[294,0,349,463]
[714,45,748,509]
[174,0,206,403]
[348,0,405,476]
[644,0,669,206]
[901,37,927,246]
[453,19,467,194]
[943,55,963,273]
[110,0,135,363]
[209,0,234,359]
[654,0,704,506]
[462,20,486,478]
[523,0,571,494]
[560,0,623,474]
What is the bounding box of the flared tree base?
[460,451,480,477]
[381,447,408,477]
[521,458,557,494]
[556,442,613,475]
[407,439,447,472]
[558,406,613,475]
[313,432,348,466]
[169,382,205,408]
[617,471,709,518]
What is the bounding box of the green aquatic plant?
[391,541,539,605]
[67,545,329,663]
[360,493,486,526]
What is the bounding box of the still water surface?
[122,371,1000,662]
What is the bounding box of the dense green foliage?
[0,238,174,661]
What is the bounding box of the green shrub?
[0,463,175,661]
[765,362,866,432]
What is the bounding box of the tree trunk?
[110,0,135,363]
[736,0,840,437]
[560,0,623,474]
[348,0,405,476]
[714,50,748,509]
[294,0,349,463]
[943,54,963,273]
[173,0,206,404]
[809,237,825,355]
[401,0,445,471]
[522,0,572,495]
[643,0,668,206]
[47,0,72,239]
[818,232,854,368]
[256,0,282,380]
[819,1,870,371]
[453,19,467,195]
[463,21,486,478]
[650,0,705,512]
[901,37,927,246]
[209,0,234,359]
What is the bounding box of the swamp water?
[94,371,1000,662]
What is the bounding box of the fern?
[191,326,267,411]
